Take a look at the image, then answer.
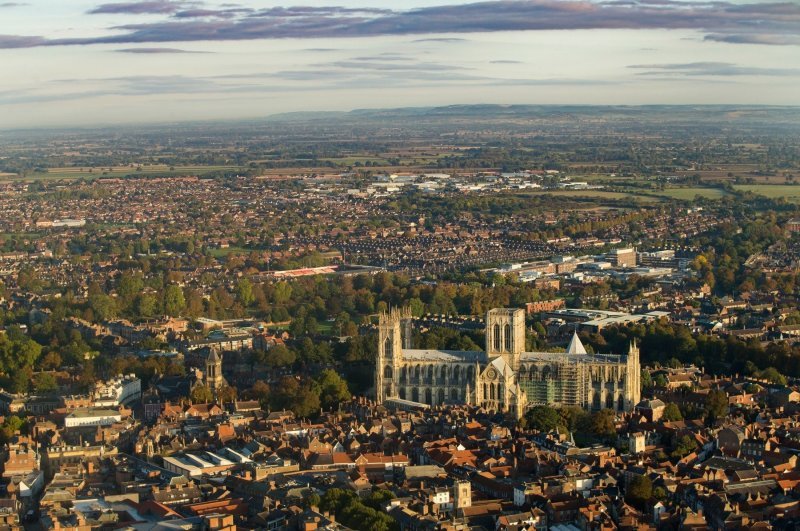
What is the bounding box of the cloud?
[413,38,467,43]
[0,2,27,7]
[172,7,253,18]
[629,62,800,76]
[704,33,800,46]
[490,60,523,64]
[5,0,800,48]
[115,47,207,53]
[89,1,188,15]
[247,6,394,18]
[0,34,46,48]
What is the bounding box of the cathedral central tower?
[485,308,525,370]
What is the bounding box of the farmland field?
[523,190,661,201]
[733,184,800,202]
[1,164,241,181]
[651,187,730,200]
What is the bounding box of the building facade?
[375,308,640,417]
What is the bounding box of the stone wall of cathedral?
[375,308,641,414]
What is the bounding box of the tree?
[265,345,296,368]
[78,362,96,392]
[137,294,158,319]
[293,382,321,418]
[557,406,589,433]
[0,415,26,443]
[33,372,58,393]
[671,434,699,459]
[248,380,270,406]
[705,389,729,423]
[662,403,683,421]
[758,367,787,386]
[236,278,255,307]
[164,285,186,317]
[305,493,321,509]
[667,357,682,369]
[11,367,31,393]
[626,475,653,509]
[218,385,237,404]
[273,281,293,305]
[39,351,62,371]
[117,273,144,308]
[191,384,213,404]
[589,409,617,439]
[316,369,350,410]
[89,293,117,321]
[641,369,653,390]
[524,405,563,433]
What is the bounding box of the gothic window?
[593,392,601,409]
[399,388,406,399]
[384,337,392,358]
[400,367,407,384]
[412,388,419,402]
[427,365,434,382]
[452,366,460,383]
[504,324,511,351]
[493,324,501,351]
[384,365,392,379]
[490,383,495,400]
[467,365,475,381]
[450,388,458,400]
[438,389,445,404]
[425,388,432,405]
[542,366,552,380]
[618,394,625,411]
[606,393,614,409]
[440,365,447,382]
[529,365,539,381]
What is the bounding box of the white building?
[93,374,141,407]
[16,470,44,498]
[64,408,123,428]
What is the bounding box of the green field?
[208,246,252,258]
[2,165,241,181]
[651,187,730,200]
[525,190,661,201]
[733,184,800,202]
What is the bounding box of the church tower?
[205,349,224,391]
[454,480,472,516]
[485,308,525,370]
[375,308,408,403]
[625,340,641,409]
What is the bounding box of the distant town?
[1,107,800,529]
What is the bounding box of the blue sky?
[0,0,798,128]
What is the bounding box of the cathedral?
[375,308,641,417]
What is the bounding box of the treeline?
[241,369,351,418]
[35,269,555,332]
[582,319,800,379]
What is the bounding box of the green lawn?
[651,187,730,200]
[733,184,800,202]
[208,246,252,257]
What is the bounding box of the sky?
[0,0,799,128]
